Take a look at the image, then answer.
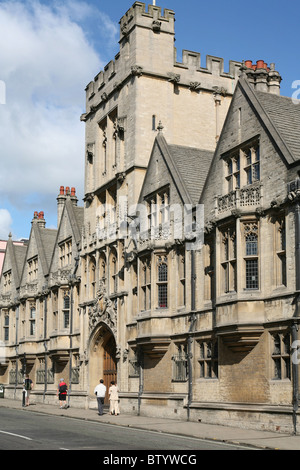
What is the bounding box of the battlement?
[82,2,242,119]
[175,51,241,79]
[119,2,175,40]
[83,49,242,115]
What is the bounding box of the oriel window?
[225,154,240,192]
[220,225,236,293]
[157,256,168,308]
[63,294,70,329]
[29,306,36,336]
[4,313,9,341]
[275,216,287,287]
[141,256,151,311]
[244,146,260,185]
[244,222,259,290]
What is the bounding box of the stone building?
[1,2,300,432]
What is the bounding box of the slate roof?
[1,238,27,288]
[13,244,28,285]
[168,144,214,204]
[155,134,214,205]
[39,228,58,274]
[239,76,300,165]
[255,90,300,163]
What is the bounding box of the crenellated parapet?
[174,51,241,82]
[80,2,242,121]
[119,1,175,41]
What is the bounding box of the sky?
[0,0,299,241]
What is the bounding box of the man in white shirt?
[94,379,106,415]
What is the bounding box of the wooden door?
[103,336,117,404]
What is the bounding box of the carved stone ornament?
[88,280,117,336]
[152,20,161,32]
[189,81,201,91]
[167,72,180,83]
[131,65,143,77]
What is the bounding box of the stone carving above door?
[88,280,117,336]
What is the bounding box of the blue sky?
[0,0,299,240]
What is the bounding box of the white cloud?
[0,209,13,239]
[0,0,117,233]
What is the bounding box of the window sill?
[269,378,291,383]
[196,377,219,382]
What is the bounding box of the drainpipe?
[291,321,299,435]
[68,256,79,408]
[137,346,144,416]
[191,249,196,312]
[43,291,48,403]
[14,306,19,399]
[68,284,73,408]
[187,249,197,421]
[292,201,300,434]
[295,202,300,293]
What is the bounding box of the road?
[0,408,257,452]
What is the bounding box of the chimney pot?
[34,211,38,218]
[71,187,76,196]
[256,60,264,69]
[245,60,252,68]
[65,186,70,195]
[60,186,64,195]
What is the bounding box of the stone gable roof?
[239,77,300,165]
[0,237,27,289]
[255,90,300,163]
[155,134,214,205]
[48,198,84,275]
[168,144,214,205]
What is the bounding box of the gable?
[20,223,57,286]
[254,90,300,163]
[0,239,27,292]
[49,199,83,275]
[200,78,293,219]
[139,134,213,207]
[138,137,185,206]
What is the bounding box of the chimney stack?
[32,211,46,228]
[57,185,66,226]
[37,211,46,228]
[70,187,78,207]
[57,185,78,226]
[242,59,282,95]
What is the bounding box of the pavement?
[1,398,300,450]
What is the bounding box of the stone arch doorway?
[89,324,117,404]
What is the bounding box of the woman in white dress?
[108,381,120,415]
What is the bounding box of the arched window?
[89,257,96,299]
[140,256,151,311]
[63,294,70,329]
[244,223,259,289]
[110,248,118,294]
[99,252,106,282]
[157,256,168,308]
[29,306,36,336]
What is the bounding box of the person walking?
[94,379,106,415]
[24,375,33,406]
[108,381,120,416]
[57,378,68,409]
